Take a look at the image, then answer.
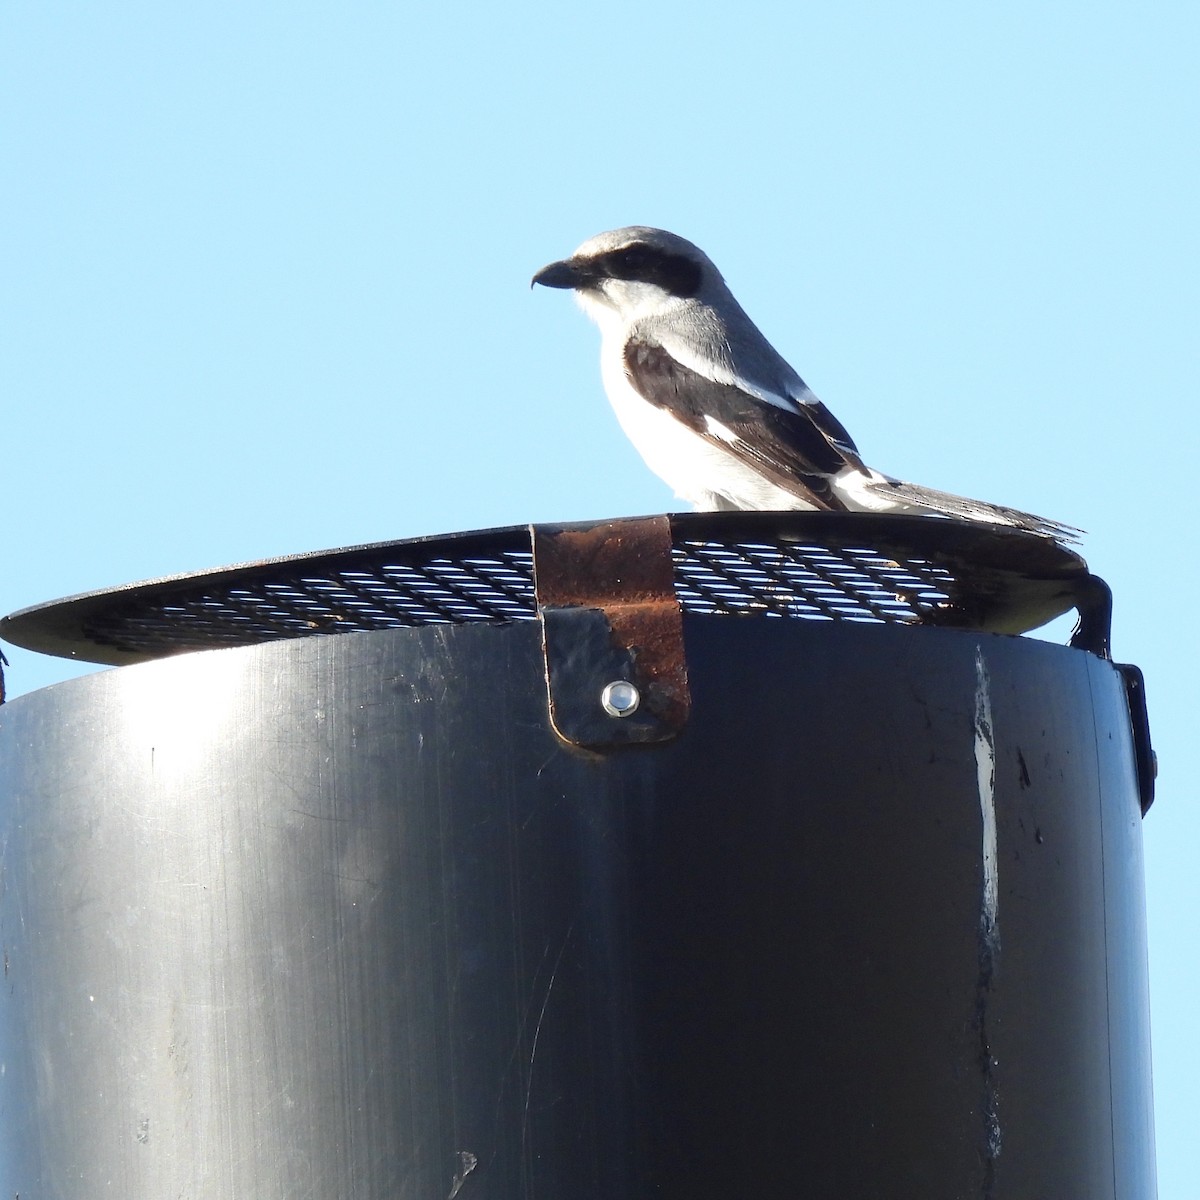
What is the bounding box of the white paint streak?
[447,1151,478,1200]
[974,647,999,950]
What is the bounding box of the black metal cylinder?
[0,616,1154,1197]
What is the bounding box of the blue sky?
[3,2,1196,1190]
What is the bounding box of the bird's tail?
[865,478,1083,544]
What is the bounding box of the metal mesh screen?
[75,540,967,660]
[2,513,1095,666]
[672,539,956,622]
[84,553,540,656]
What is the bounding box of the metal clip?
[531,516,690,748]
[1115,663,1155,815]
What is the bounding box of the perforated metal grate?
[79,542,965,660]
[672,539,956,622]
[1,512,1097,666]
[83,552,540,657]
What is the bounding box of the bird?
[532,226,1078,542]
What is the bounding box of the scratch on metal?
[521,925,574,1152]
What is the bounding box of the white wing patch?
[703,415,741,444]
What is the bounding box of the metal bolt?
[601,680,640,718]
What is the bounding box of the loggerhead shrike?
[533,226,1077,542]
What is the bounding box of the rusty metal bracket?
[531,516,690,748]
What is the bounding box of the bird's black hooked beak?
[531,257,589,290]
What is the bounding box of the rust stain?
[531,517,676,608]
[532,517,690,735]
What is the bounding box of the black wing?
[624,338,867,510]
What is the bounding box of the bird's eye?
[615,245,650,273]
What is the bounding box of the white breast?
[597,337,814,512]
